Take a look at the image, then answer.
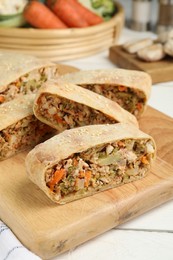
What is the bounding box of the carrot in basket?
[24,1,67,29]
[68,0,104,25]
[136,102,143,111]
[141,156,149,165]
[46,0,54,7]
[47,0,89,28]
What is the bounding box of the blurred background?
[0,0,172,61]
[119,0,159,32]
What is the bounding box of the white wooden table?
[52,28,173,260]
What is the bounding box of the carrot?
[73,158,78,166]
[117,140,125,147]
[141,156,149,165]
[53,114,66,124]
[24,1,67,29]
[136,102,143,110]
[84,170,92,187]
[118,85,128,92]
[67,0,103,26]
[0,96,5,103]
[79,171,85,178]
[47,0,89,28]
[48,169,66,191]
[46,0,53,8]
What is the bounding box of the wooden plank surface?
[0,106,173,259]
[139,107,173,164]
[109,45,173,84]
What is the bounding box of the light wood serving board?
[0,106,173,259]
[109,45,173,83]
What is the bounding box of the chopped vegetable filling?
[37,94,117,132]
[81,84,146,117]
[46,139,155,198]
[0,66,58,104]
[0,115,52,160]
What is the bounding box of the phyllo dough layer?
[60,69,151,118]
[26,124,156,204]
[33,82,138,133]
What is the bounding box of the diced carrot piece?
[73,158,78,166]
[137,102,143,110]
[48,169,66,191]
[0,96,5,103]
[53,114,65,124]
[84,170,92,187]
[24,1,67,29]
[118,140,125,147]
[118,86,127,92]
[141,156,149,164]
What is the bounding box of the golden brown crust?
[0,52,56,92]
[25,124,156,204]
[59,68,152,101]
[0,94,35,131]
[33,81,138,128]
[54,64,79,76]
[0,52,79,93]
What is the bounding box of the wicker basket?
[0,2,124,61]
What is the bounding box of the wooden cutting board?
[0,106,173,259]
[109,45,173,83]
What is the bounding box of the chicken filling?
[0,67,58,104]
[80,84,146,117]
[37,94,117,132]
[0,115,53,160]
[46,139,155,198]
